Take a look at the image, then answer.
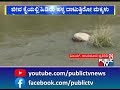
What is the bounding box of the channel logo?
[98,54,114,66]
[15,78,25,88]
[14,69,26,77]
[98,58,114,66]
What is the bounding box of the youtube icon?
[14,69,26,77]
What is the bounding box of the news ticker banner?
[69,54,114,66]
[0,67,120,89]
[4,5,116,15]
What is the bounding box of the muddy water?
[0,2,120,66]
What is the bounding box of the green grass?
[90,25,113,48]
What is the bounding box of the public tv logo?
[98,58,114,66]
[14,69,26,77]
[98,54,114,66]
[15,78,25,88]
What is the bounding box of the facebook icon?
[15,78,25,88]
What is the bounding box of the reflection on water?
[0,2,120,66]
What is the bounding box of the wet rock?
[72,32,90,42]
